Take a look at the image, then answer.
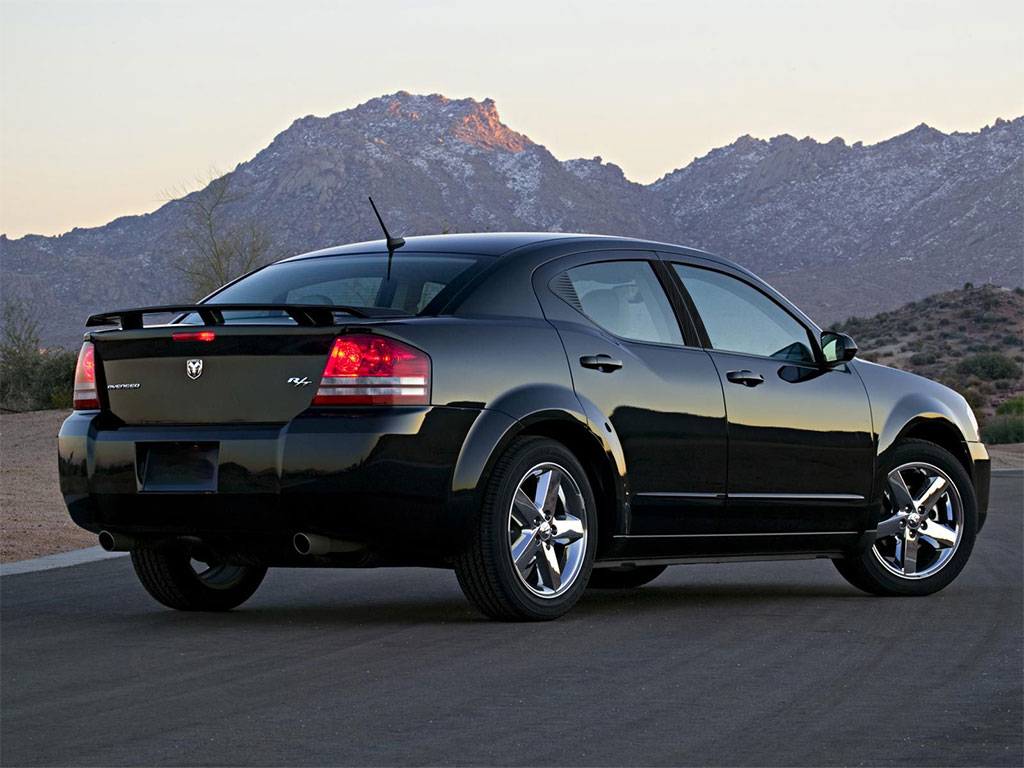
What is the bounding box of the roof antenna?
[368,196,405,280]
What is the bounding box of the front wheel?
[454,437,597,621]
[833,439,977,597]
[131,545,267,611]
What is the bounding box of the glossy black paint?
[59,232,990,568]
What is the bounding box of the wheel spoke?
[511,488,540,528]
[921,523,957,549]
[875,512,907,540]
[914,476,948,515]
[511,528,541,580]
[887,472,915,511]
[534,469,562,516]
[901,534,919,575]
[552,514,585,545]
[536,542,562,591]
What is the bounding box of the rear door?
[533,251,728,536]
[665,259,875,533]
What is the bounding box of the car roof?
[282,232,744,271]
[284,232,571,260]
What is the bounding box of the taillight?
[73,342,100,410]
[312,335,430,405]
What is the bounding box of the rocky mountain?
[2,92,1021,347]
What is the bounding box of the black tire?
[130,545,267,611]
[833,439,977,597]
[453,436,598,621]
[588,564,667,589]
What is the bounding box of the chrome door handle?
[726,370,764,387]
[580,355,623,373]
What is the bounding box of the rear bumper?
[58,406,499,562]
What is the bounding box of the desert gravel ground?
[0,410,94,562]
[0,409,1021,563]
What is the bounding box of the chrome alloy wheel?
[872,461,964,579]
[507,462,588,598]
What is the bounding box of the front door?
[668,261,875,533]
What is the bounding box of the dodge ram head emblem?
[186,359,203,380]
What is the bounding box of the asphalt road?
[3,473,1021,767]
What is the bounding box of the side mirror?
[821,331,857,365]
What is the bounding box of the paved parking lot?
[2,472,1021,766]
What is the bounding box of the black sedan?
[58,233,990,620]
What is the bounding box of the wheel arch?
[895,417,973,480]
[514,416,625,553]
[452,402,626,554]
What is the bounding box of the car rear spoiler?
[86,304,411,330]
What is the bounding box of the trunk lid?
[94,324,352,424]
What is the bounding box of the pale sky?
[1,0,1021,239]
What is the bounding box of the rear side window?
[566,261,683,345]
[205,253,488,316]
[672,264,815,363]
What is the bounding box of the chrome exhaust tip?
[98,530,135,552]
[293,532,363,556]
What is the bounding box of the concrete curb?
[1,546,128,577]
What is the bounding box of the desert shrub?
[0,300,77,412]
[909,351,937,366]
[0,347,77,411]
[980,414,1024,444]
[960,388,987,409]
[956,353,1021,380]
[996,397,1024,415]
[1003,334,1022,347]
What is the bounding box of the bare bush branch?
[168,169,278,300]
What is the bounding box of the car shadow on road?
[111,580,864,631]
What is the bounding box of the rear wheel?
[130,545,267,611]
[588,565,667,589]
[454,437,597,621]
[833,439,977,596]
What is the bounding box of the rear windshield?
[202,253,489,317]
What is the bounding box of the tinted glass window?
[567,261,683,345]
[672,264,814,363]
[202,254,487,319]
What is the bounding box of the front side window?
[566,261,683,345]
[672,264,815,363]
